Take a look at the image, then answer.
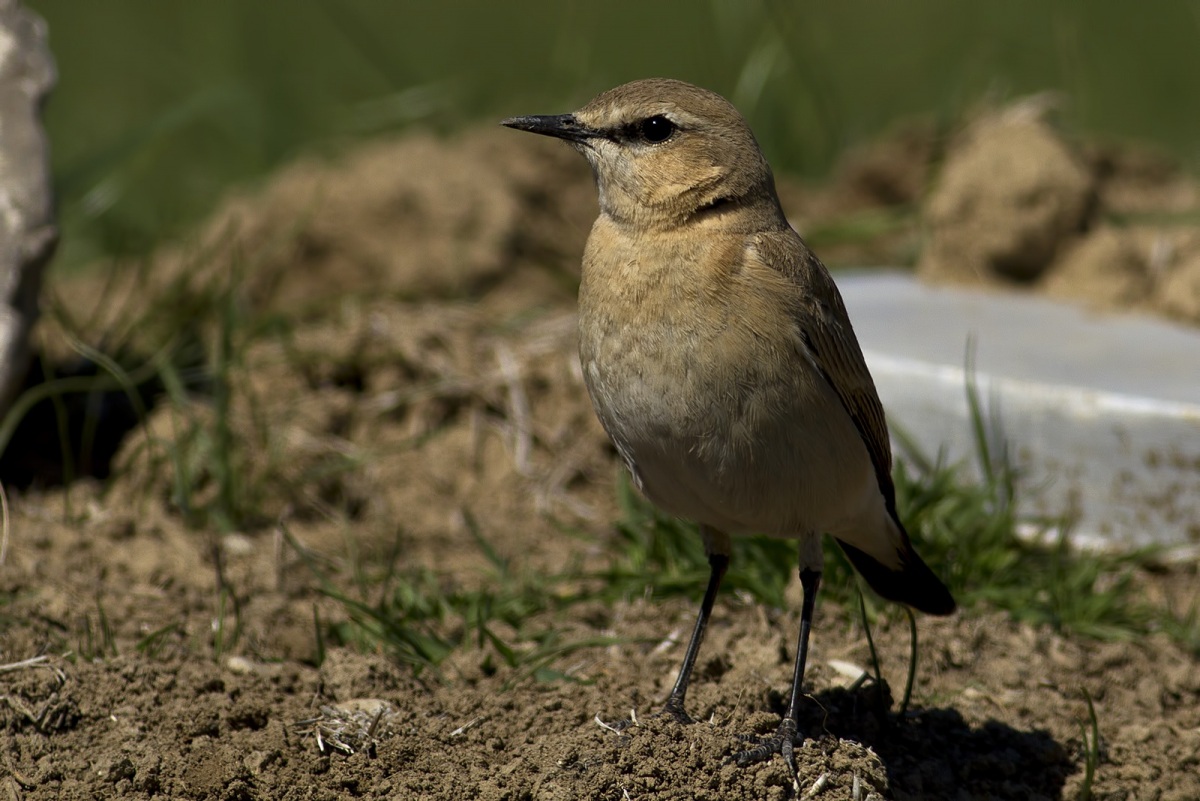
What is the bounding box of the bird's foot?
[657,698,697,725]
[597,699,696,733]
[732,717,802,774]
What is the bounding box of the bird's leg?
[660,549,730,723]
[735,535,823,774]
[601,528,729,732]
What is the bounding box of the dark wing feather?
[754,232,898,515]
[752,230,956,616]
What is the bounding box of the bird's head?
[502,78,785,231]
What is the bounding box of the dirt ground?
[3,111,1200,800]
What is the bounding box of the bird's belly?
[582,330,876,538]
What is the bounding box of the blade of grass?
[1077,688,1101,801]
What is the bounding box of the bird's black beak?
[500,114,600,144]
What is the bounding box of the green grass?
[73,598,118,663]
[599,474,798,609]
[284,516,619,684]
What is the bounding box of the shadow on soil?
[806,683,1073,799]
[0,352,170,489]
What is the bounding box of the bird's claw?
[732,717,801,772]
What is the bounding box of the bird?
[501,78,955,773]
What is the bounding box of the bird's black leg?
[734,537,823,775]
[660,550,730,723]
[601,531,730,732]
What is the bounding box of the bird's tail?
[835,520,956,616]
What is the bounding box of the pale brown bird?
[502,79,954,771]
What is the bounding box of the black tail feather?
[836,539,956,616]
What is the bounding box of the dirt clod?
[920,103,1095,284]
[1041,225,1151,307]
[917,96,1200,325]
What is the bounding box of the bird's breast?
[578,226,763,446]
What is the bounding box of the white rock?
[840,270,1200,549]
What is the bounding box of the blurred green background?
[28,0,1200,272]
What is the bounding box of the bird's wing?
[746,229,957,616]
[750,230,898,515]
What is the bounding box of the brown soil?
[3,122,1199,801]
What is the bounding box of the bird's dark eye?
[639,115,676,143]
